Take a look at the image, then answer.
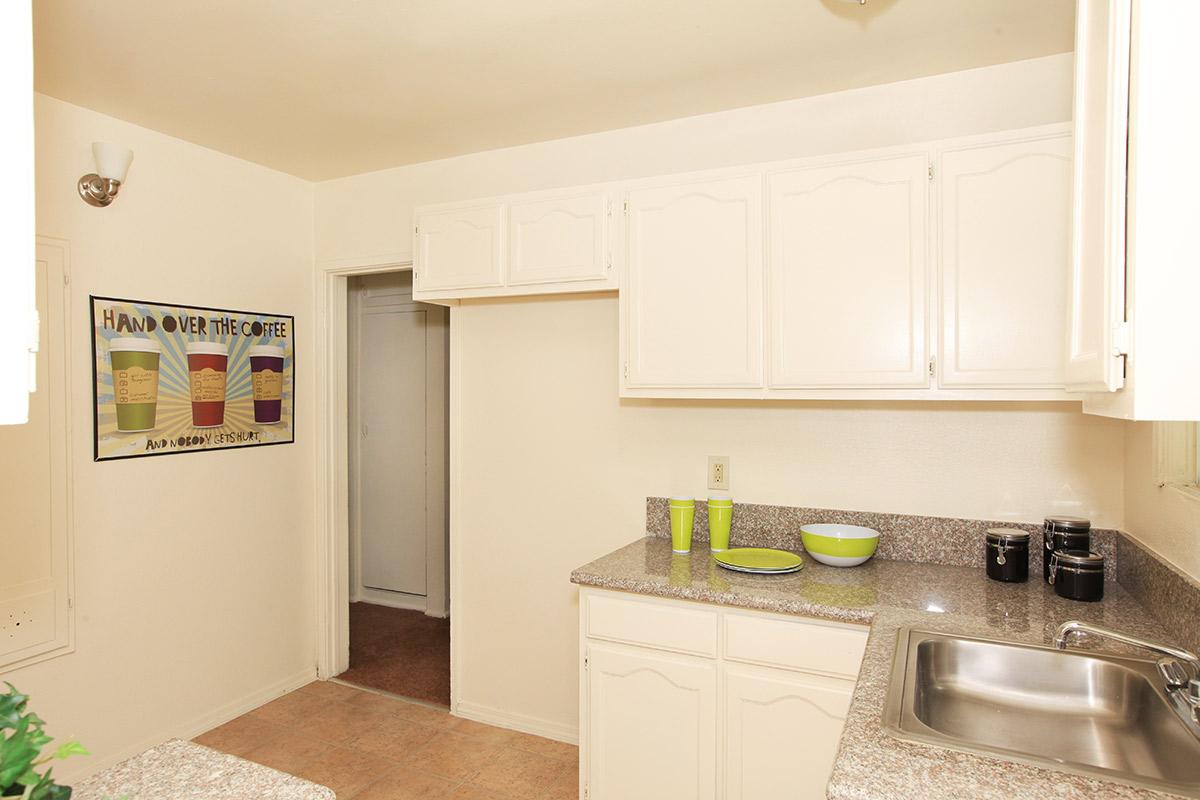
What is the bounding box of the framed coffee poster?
[90,295,295,461]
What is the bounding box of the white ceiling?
[33,0,1074,181]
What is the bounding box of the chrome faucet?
[1055,621,1200,697]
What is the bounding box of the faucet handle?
[1159,658,1192,688]
[1189,678,1200,704]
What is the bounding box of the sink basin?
[882,628,1200,797]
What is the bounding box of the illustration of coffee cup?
[109,337,161,432]
[249,344,285,424]
[186,341,229,428]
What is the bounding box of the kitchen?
[3,1,1199,799]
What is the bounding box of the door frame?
[314,254,460,706]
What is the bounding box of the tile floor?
[194,681,578,799]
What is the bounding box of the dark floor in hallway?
[340,602,451,706]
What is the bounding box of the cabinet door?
[586,643,718,800]
[767,153,929,388]
[938,132,1072,388]
[414,203,505,291]
[1067,0,1130,392]
[723,665,854,800]
[508,192,609,286]
[624,173,763,388]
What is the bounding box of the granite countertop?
[73,739,335,800]
[571,537,1189,800]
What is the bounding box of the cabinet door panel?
[1067,0,1130,392]
[586,643,717,800]
[415,204,505,291]
[724,665,854,800]
[768,154,929,387]
[509,193,608,285]
[625,174,763,388]
[939,133,1072,387]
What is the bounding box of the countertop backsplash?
[645,496,1121,581]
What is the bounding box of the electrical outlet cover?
[708,455,730,491]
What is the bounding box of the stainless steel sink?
[882,628,1200,797]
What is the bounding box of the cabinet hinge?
[1112,322,1131,356]
[928,164,935,181]
[623,199,629,215]
[623,363,629,380]
[584,656,589,670]
[928,357,936,377]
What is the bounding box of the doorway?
[339,270,450,705]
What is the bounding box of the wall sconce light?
[78,142,134,207]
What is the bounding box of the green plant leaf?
[50,742,88,761]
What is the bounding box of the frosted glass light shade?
[93,142,134,182]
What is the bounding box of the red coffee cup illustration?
[186,341,229,428]
[249,344,285,424]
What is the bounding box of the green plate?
[714,548,804,574]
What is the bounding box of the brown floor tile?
[307,698,390,744]
[297,745,395,799]
[403,731,500,782]
[296,679,366,704]
[472,747,567,798]
[352,766,459,800]
[247,690,330,726]
[502,731,578,762]
[242,730,328,775]
[392,701,457,729]
[349,714,443,761]
[193,714,284,758]
[538,759,580,800]
[448,785,520,800]
[446,718,522,746]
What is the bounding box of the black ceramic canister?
[1042,516,1091,583]
[985,528,1030,583]
[1048,549,1105,602]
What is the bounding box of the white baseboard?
[453,699,578,745]
[61,666,316,783]
[355,586,428,612]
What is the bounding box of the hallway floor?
[341,602,451,706]
[195,681,578,799]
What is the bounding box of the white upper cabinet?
[1067,0,1131,394]
[623,172,764,389]
[767,153,929,388]
[1076,0,1200,420]
[508,192,609,286]
[414,202,505,292]
[938,128,1072,388]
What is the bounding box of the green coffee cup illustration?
[109,337,161,432]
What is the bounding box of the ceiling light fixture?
[78,142,134,207]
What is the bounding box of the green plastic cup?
[708,495,733,552]
[109,337,162,433]
[669,497,695,554]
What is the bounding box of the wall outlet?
[708,456,730,491]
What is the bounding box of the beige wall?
[8,95,316,779]
[1123,422,1200,580]
[314,54,1131,738]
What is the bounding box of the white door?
[358,302,429,596]
[767,153,929,388]
[508,191,610,286]
[938,131,1073,388]
[414,202,505,292]
[723,665,855,800]
[1066,0,1130,393]
[586,643,718,800]
[624,172,764,389]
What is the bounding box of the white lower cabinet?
[585,643,718,800]
[580,588,868,800]
[723,665,855,800]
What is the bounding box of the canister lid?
[1044,516,1091,532]
[986,527,1030,542]
[1052,549,1104,567]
